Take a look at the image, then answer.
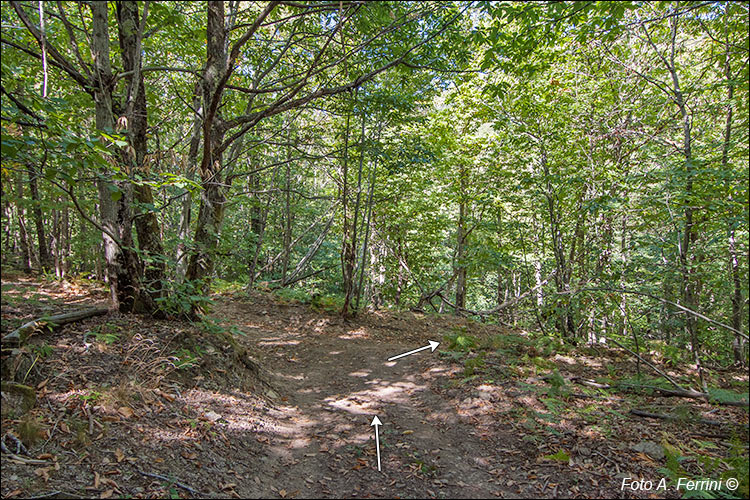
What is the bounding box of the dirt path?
[7,281,735,499]
[215,296,508,498]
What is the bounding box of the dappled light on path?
[4,281,747,499]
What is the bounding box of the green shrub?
[171,347,204,370]
[311,293,344,313]
[88,322,121,344]
[659,436,749,499]
[274,287,312,304]
[199,317,245,338]
[444,326,479,352]
[29,342,54,358]
[154,279,212,318]
[464,352,486,376]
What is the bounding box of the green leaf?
[543,449,570,463]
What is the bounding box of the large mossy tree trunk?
[91,1,145,313]
[117,0,166,309]
[185,1,229,300]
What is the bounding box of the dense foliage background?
[2,1,748,370]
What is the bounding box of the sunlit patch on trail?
[268,371,305,381]
[324,379,427,416]
[338,327,370,340]
[258,339,301,347]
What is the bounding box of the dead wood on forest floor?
[2,307,108,346]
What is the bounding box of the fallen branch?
[568,377,611,390]
[601,335,686,392]
[437,269,556,316]
[272,265,335,288]
[2,307,109,346]
[1,439,50,465]
[568,377,748,407]
[630,408,725,427]
[565,287,748,341]
[136,469,201,496]
[26,490,80,499]
[621,384,748,407]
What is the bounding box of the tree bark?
[540,142,572,338]
[28,166,50,271]
[15,172,33,273]
[117,0,165,307]
[281,122,294,285]
[340,106,355,316]
[661,13,704,388]
[2,307,109,346]
[355,121,381,311]
[248,173,274,289]
[185,1,230,298]
[91,1,143,313]
[176,86,203,282]
[454,163,468,312]
[719,38,745,365]
[51,203,60,277]
[496,210,508,323]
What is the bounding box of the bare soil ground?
[2,273,748,499]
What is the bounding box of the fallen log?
[568,377,749,407]
[1,307,109,346]
[622,383,749,406]
[630,409,725,427]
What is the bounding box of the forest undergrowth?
[1,272,748,499]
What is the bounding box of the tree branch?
[10,1,91,91]
[218,4,468,153]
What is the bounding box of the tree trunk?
[2,179,13,256]
[51,204,60,277]
[719,42,745,365]
[185,171,226,288]
[14,173,33,273]
[91,1,143,313]
[28,166,50,271]
[540,143,572,338]
[281,123,294,285]
[355,121,381,311]
[340,107,355,316]
[496,210,506,323]
[454,164,468,312]
[394,236,406,307]
[343,106,367,316]
[176,86,203,282]
[185,1,229,298]
[117,0,165,306]
[248,169,273,289]
[61,202,69,277]
[656,12,705,388]
[369,218,385,309]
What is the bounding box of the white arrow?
[387,340,440,361]
[370,416,382,471]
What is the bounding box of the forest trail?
[214,295,506,498]
[210,293,637,499]
[3,277,746,499]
